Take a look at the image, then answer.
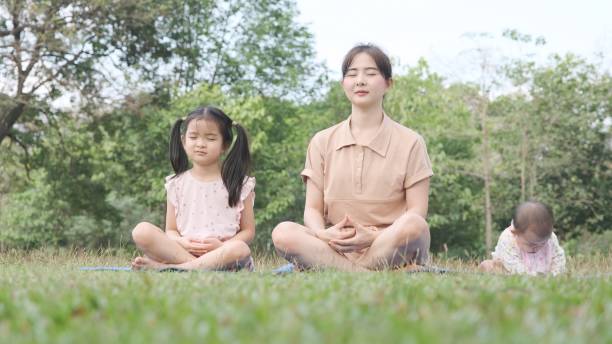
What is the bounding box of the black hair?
[342,43,392,81]
[512,200,554,238]
[169,106,252,207]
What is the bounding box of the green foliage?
[0,13,609,256]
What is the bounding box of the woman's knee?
[395,214,430,244]
[271,221,300,251]
[131,222,157,247]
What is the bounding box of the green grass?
[1,249,610,343]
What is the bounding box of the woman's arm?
[405,178,430,218]
[303,180,354,242]
[304,179,326,234]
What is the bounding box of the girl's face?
[182,118,226,167]
[341,52,391,108]
[514,226,549,253]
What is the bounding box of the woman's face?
[341,52,391,108]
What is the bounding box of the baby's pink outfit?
[165,170,255,240]
[491,224,566,276]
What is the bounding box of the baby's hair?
[169,106,251,207]
[512,201,554,238]
[341,43,392,81]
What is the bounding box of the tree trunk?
[520,126,528,202]
[0,99,26,144]
[480,98,493,252]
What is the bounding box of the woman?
[272,44,433,271]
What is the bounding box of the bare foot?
[131,256,169,271]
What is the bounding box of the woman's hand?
[328,217,379,253]
[315,215,356,243]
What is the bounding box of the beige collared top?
[301,114,433,227]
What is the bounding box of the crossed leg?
[131,222,252,271]
[271,213,430,271]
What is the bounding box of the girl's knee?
[132,222,155,245]
[223,240,251,261]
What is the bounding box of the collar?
[335,113,392,157]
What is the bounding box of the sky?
[295,0,612,80]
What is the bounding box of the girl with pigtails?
[131,106,256,271]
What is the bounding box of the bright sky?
[296,0,612,80]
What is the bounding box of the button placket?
[355,147,364,193]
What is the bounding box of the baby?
[480,201,566,275]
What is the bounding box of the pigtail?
[169,119,189,176]
[222,123,252,207]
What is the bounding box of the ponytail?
[222,123,252,207]
[169,119,189,176]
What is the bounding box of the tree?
[0,0,321,144]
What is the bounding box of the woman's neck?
[350,104,384,130]
[190,162,221,181]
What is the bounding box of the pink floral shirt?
[491,225,566,276]
[165,171,255,240]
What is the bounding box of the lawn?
[1,250,610,343]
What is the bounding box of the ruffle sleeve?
[236,177,255,211]
[164,174,179,209]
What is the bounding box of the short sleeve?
[164,175,178,208]
[301,134,324,191]
[240,177,256,205]
[403,135,434,188]
[549,232,567,275]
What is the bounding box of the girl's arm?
[226,192,256,244]
[404,177,430,219]
[165,200,181,239]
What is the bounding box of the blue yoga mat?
[80,266,131,271]
[79,266,188,272]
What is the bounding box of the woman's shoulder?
[387,116,426,142]
[311,121,346,141]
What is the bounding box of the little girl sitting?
[131,106,255,271]
[480,201,566,275]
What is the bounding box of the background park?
[0,0,610,342]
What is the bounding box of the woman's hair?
[341,43,392,81]
[512,201,554,238]
[169,106,251,207]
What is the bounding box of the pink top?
[491,225,566,276]
[165,171,255,240]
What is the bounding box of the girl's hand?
[329,217,378,253]
[201,237,223,252]
[173,237,208,257]
[315,215,356,243]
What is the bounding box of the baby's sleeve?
[549,232,567,275]
[491,228,524,274]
